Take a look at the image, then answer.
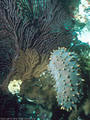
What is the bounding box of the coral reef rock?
[83,98,90,115]
[21,71,56,110]
[48,47,84,111]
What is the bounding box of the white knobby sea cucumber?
[48,47,84,111]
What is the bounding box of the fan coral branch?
[10,48,49,82]
[33,54,49,78]
[13,48,39,80]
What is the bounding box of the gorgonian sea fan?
[0,0,73,91]
[48,47,84,111]
[0,0,73,54]
[16,0,47,19]
[16,0,73,53]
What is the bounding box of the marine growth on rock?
[48,47,84,111]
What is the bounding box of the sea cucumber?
[48,47,84,111]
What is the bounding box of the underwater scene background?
[0,0,90,120]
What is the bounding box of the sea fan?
[0,0,73,54]
[48,47,84,111]
[15,0,73,53]
[0,0,73,94]
[13,48,49,81]
[16,0,47,19]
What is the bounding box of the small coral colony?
[0,0,90,117]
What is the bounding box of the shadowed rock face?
[48,47,84,111]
